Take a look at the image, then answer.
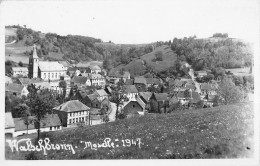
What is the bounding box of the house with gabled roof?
[53,100,90,127]
[108,70,131,83]
[124,85,139,101]
[200,83,217,96]
[5,112,15,138]
[149,93,169,113]
[145,78,161,87]
[71,75,92,87]
[122,97,146,118]
[94,89,108,101]
[196,71,207,78]
[89,65,101,74]
[13,114,62,137]
[5,83,29,97]
[89,73,106,87]
[134,77,147,92]
[11,67,28,77]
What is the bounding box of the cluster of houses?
[5,45,220,138]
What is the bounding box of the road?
[108,102,116,122]
[5,40,16,45]
[189,68,201,94]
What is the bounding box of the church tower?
[29,44,39,78]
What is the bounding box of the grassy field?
[5,102,254,159]
[140,45,178,72]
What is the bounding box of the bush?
[18,61,23,67]
[118,113,126,119]
[155,51,163,61]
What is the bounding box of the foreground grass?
[5,102,254,159]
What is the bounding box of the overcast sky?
[1,0,259,44]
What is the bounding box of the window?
[48,73,50,78]
[56,73,57,78]
[50,127,52,130]
[133,105,135,108]
[44,73,46,78]
[96,104,98,107]
[52,73,54,78]
[69,119,72,124]
[73,118,75,123]
[82,117,84,121]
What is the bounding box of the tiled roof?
[94,89,108,97]
[68,67,77,72]
[89,73,104,79]
[12,67,28,72]
[125,79,134,85]
[18,78,43,85]
[5,112,15,129]
[169,96,179,105]
[108,70,130,78]
[76,62,89,68]
[139,92,152,103]
[39,61,65,72]
[134,77,147,84]
[58,61,70,67]
[5,76,13,84]
[125,85,138,93]
[13,114,61,131]
[145,78,161,85]
[71,76,89,84]
[34,82,52,89]
[154,93,168,101]
[53,100,90,112]
[5,83,25,93]
[87,94,99,101]
[200,83,213,90]
[89,65,101,70]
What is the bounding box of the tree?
[217,78,244,105]
[13,103,29,118]
[26,84,58,139]
[155,51,163,61]
[110,79,128,120]
[18,61,24,67]
[184,89,191,98]
[21,109,33,134]
[196,100,204,109]
[59,80,67,101]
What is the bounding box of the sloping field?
[5,102,254,159]
[141,45,178,72]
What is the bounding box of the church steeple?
[29,44,39,78]
[31,44,39,59]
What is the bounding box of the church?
[28,45,67,81]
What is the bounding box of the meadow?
[5,102,254,159]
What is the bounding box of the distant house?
[18,77,43,86]
[145,78,161,87]
[124,85,139,101]
[11,67,28,77]
[53,100,90,127]
[89,65,101,74]
[203,94,216,107]
[125,79,134,85]
[177,90,201,106]
[34,82,52,90]
[134,77,147,92]
[5,76,13,84]
[139,92,152,109]
[122,99,146,118]
[58,61,71,71]
[71,76,92,87]
[67,67,77,76]
[108,70,131,84]
[13,114,62,137]
[149,93,168,113]
[185,84,196,91]
[89,74,106,87]
[94,89,109,101]
[84,93,109,109]
[196,71,207,78]
[5,83,29,97]
[200,83,217,96]
[169,79,185,90]
[5,112,15,138]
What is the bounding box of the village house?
[94,89,109,101]
[5,112,15,138]
[149,93,168,113]
[145,78,161,87]
[125,79,134,85]
[18,77,44,86]
[176,90,201,106]
[84,93,110,109]
[67,67,77,76]
[71,75,92,87]
[13,114,62,137]
[11,67,28,77]
[200,83,217,96]
[89,73,106,87]
[121,97,146,118]
[5,76,13,84]
[134,77,147,92]
[58,60,71,71]
[53,100,90,127]
[108,70,131,84]
[139,92,152,110]
[196,71,207,78]
[124,85,139,101]
[5,83,29,97]
[89,65,102,74]
[89,108,103,125]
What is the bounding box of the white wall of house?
[41,71,65,81]
[13,71,28,77]
[5,128,15,137]
[13,126,62,137]
[67,110,89,125]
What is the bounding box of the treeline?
[169,36,252,70]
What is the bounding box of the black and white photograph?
[1,0,259,164]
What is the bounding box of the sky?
[1,0,259,44]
